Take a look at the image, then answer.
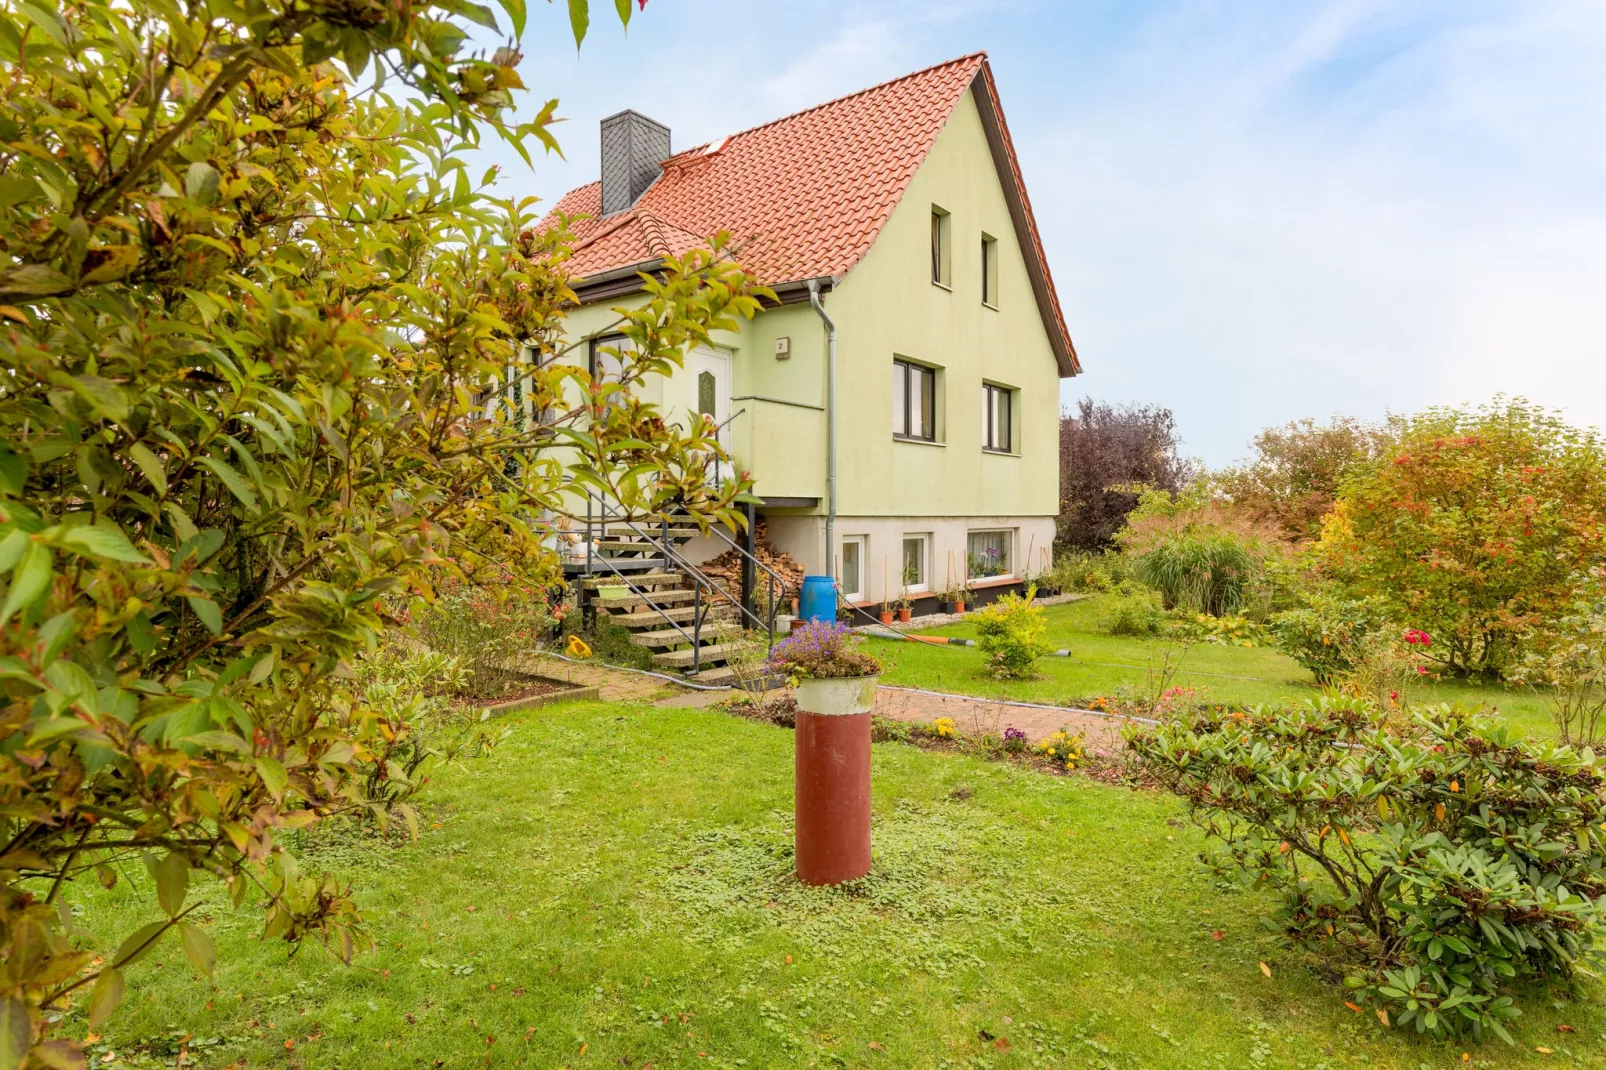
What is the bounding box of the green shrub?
[1166,612,1268,647]
[972,588,1051,678]
[1049,551,1129,593]
[351,646,500,824]
[1128,699,1606,1042]
[1268,593,1391,683]
[1100,582,1165,637]
[1512,567,1606,746]
[417,577,553,696]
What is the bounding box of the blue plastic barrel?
[799,575,836,624]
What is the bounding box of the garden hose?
[857,624,1073,657]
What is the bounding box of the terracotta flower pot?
[897,607,912,623]
[879,610,894,625]
[954,600,966,613]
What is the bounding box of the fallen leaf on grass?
[994,1037,1011,1052]
[1556,1024,1576,1033]
[1211,930,1223,941]
[867,1041,883,1051]
[1344,1001,1362,1014]
[1376,1009,1389,1027]
[1536,1046,1554,1054]
[1259,962,1272,978]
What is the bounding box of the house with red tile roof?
[547,53,1077,613]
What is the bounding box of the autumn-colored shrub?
[1315,399,1606,678]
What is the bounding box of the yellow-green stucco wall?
[551,83,1067,551]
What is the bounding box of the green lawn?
[74,700,1601,1068]
[868,596,1558,738]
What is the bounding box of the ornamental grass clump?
[767,621,882,681]
[1127,698,1606,1043]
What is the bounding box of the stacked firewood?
[699,520,805,607]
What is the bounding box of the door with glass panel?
[839,536,866,602]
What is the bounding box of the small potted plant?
[939,583,962,615]
[769,620,884,713]
[894,589,913,623]
[878,603,895,626]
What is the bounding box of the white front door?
[689,347,734,481]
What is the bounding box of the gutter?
[806,278,837,582]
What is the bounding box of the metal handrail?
[588,493,780,651]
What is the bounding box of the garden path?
[524,652,1131,754]
[524,653,674,702]
[871,686,1129,754]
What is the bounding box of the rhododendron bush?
[0,0,757,1059]
[1315,399,1606,679]
[1128,698,1606,1043]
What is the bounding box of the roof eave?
[969,63,1081,378]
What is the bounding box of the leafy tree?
[1316,399,1606,678]
[1056,398,1194,552]
[0,0,760,1060]
[1219,415,1391,542]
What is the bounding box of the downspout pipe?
[806,279,837,582]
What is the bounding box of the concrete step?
[608,603,735,628]
[593,539,663,553]
[651,641,746,669]
[607,525,702,540]
[688,665,740,687]
[630,622,742,649]
[594,589,696,610]
[583,571,681,589]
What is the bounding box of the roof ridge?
[664,51,987,164]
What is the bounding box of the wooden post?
[741,501,757,621]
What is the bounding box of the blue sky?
[469,1,1606,467]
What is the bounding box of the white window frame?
[839,536,867,602]
[893,358,937,442]
[901,533,930,593]
[930,206,951,288]
[983,382,1013,454]
[967,529,1014,581]
[981,233,999,308]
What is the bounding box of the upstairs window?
[983,383,1012,453]
[930,206,951,287]
[981,234,999,307]
[893,359,936,441]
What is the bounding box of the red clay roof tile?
[544,53,1078,375]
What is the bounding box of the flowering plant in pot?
[768,620,883,713]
